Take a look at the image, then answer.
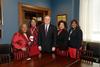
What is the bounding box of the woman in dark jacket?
[56,21,69,56]
[68,19,83,59]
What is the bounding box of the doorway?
[18,3,51,26]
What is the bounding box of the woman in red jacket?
[12,23,31,60]
[28,19,40,57]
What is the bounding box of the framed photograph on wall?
[0,29,1,38]
[57,14,67,22]
[0,0,3,39]
[56,14,67,27]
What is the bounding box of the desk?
[0,53,77,67]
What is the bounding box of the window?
[80,0,100,42]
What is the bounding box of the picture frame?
[56,14,67,28]
[0,0,3,39]
[0,29,1,39]
[57,14,67,22]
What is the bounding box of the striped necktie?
[45,25,48,36]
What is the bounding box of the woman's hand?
[29,36,34,42]
[21,47,27,51]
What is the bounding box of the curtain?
[79,0,100,42]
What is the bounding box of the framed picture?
[0,0,3,39]
[0,29,1,38]
[56,14,67,28]
[57,14,67,22]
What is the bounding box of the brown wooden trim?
[18,3,51,25]
[56,14,67,28]
[18,3,24,25]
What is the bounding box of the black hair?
[70,19,80,29]
[58,20,67,29]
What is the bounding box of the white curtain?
[80,0,100,42]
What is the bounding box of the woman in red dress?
[12,23,31,60]
[28,19,40,57]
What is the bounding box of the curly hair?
[58,20,67,29]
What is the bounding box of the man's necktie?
[45,25,48,36]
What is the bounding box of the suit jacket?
[56,29,69,50]
[12,32,29,50]
[38,23,57,53]
[69,28,83,49]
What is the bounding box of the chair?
[81,43,94,64]
[0,44,11,64]
[12,45,28,61]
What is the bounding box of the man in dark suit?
[38,16,57,58]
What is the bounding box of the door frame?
[18,3,51,25]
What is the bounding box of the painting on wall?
[56,14,67,27]
[0,0,2,39]
[57,14,67,22]
[0,29,1,39]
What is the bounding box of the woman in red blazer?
[12,23,31,60]
[28,19,40,57]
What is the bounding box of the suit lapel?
[43,24,46,37]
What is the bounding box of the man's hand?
[38,46,42,51]
[52,47,56,52]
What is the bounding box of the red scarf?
[30,26,38,43]
[58,29,63,35]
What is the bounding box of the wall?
[0,0,79,44]
[0,0,51,44]
[73,0,79,20]
[20,0,51,8]
[51,0,79,29]
[0,0,19,44]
